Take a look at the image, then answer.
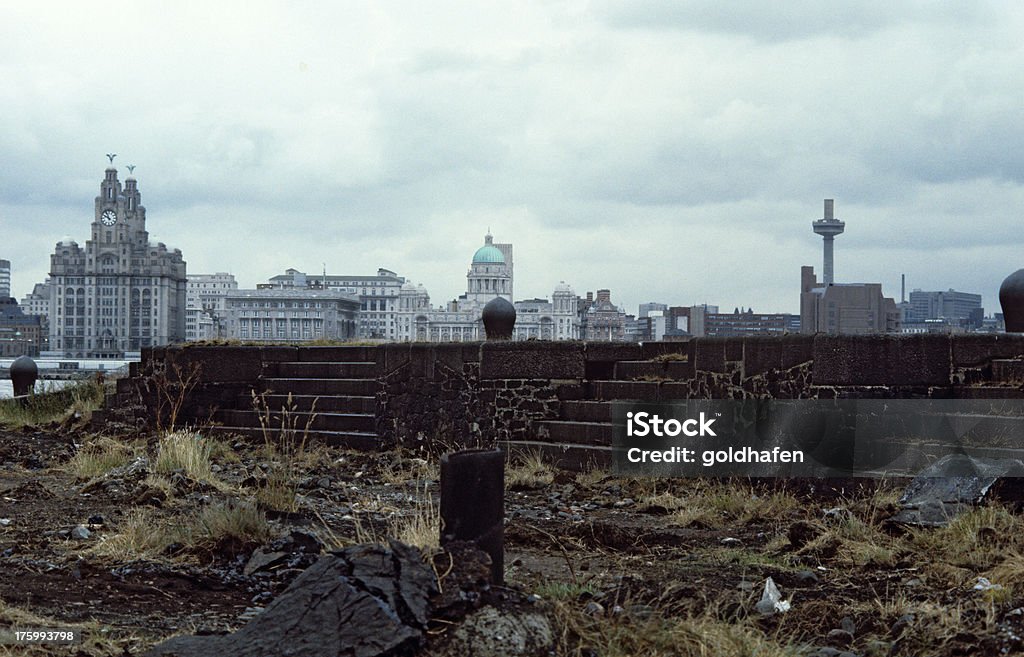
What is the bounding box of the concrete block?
[813,335,951,386]
[480,342,585,379]
[586,342,642,362]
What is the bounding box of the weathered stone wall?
[104,334,1024,448]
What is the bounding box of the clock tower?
[48,161,187,358]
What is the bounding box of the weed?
[153,430,215,482]
[89,508,177,561]
[195,499,274,554]
[251,391,318,512]
[67,436,140,480]
[143,359,202,432]
[506,449,555,490]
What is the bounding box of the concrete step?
[261,378,380,396]
[533,420,612,446]
[272,361,380,379]
[205,425,381,450]
[560,400,613,423]
[251,394,376,414]
[215,410,375,433]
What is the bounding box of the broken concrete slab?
[889,454,1024,527]
[146,540,436,657]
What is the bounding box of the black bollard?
[1000,269,1024,332]
[439,449,504,585]
[10,355,38,401]
[482,297,516,340]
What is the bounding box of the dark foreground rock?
[146,540,436,657]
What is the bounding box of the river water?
[0,379,76,399]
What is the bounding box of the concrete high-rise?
[811,199,845,285]
[48,163,186,357]
[0,259,10,299]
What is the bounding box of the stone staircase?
[524,359,693,469]
[206,346,381,449]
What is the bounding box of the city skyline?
[4,3,1024,315]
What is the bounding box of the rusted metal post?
[439,448,504,585]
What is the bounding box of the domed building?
[394,233,580,342]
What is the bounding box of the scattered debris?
[974,577,1004,592]
[754,577,790,615]
[889,454,1024,527]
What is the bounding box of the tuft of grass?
[194,499,274,553]
[506,450,555,490]
[153,430,215,483]
[574,467,610,488]
[89,508,177,562]
[67,437,140,480]
[550,599,801,657]
[389,483,441,553]
[670,481,799,528]
[380,455,438,485]
[650,352,687,362]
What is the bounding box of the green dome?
[472,245,505,263]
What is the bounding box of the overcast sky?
[3,2,1023,316]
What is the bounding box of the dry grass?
[153,430,214,482]
[389,483,441,552]
[506,450,555,490]
[669,481,800,528]
[251,391,318,512]
[650,352,687,362]
[551,600,800,657]
[0,595,141,656]
[193,500,275,553]
[574,467,610,488]
[380,455,438,485]
[88,508,177,562]
[67,437,141,480]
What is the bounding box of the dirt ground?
[2,425,1024,657]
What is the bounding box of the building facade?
[267,268,406,340]
[0,259,10,299]
[906,289,983,326]
[580,289,627,341]
[0,297,43,357]
[223,289,360,342]
[394,234,579,342]
[799,266,900,335]
[47,166,187,357]
[186,273,238,341]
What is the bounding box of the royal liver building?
[48,162,186,358]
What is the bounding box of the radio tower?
[812,199,845,285]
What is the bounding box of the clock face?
[101,210,117,226]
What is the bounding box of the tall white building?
[186,273,238,341]
[0,259,10,299]
[47,164,186,357]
